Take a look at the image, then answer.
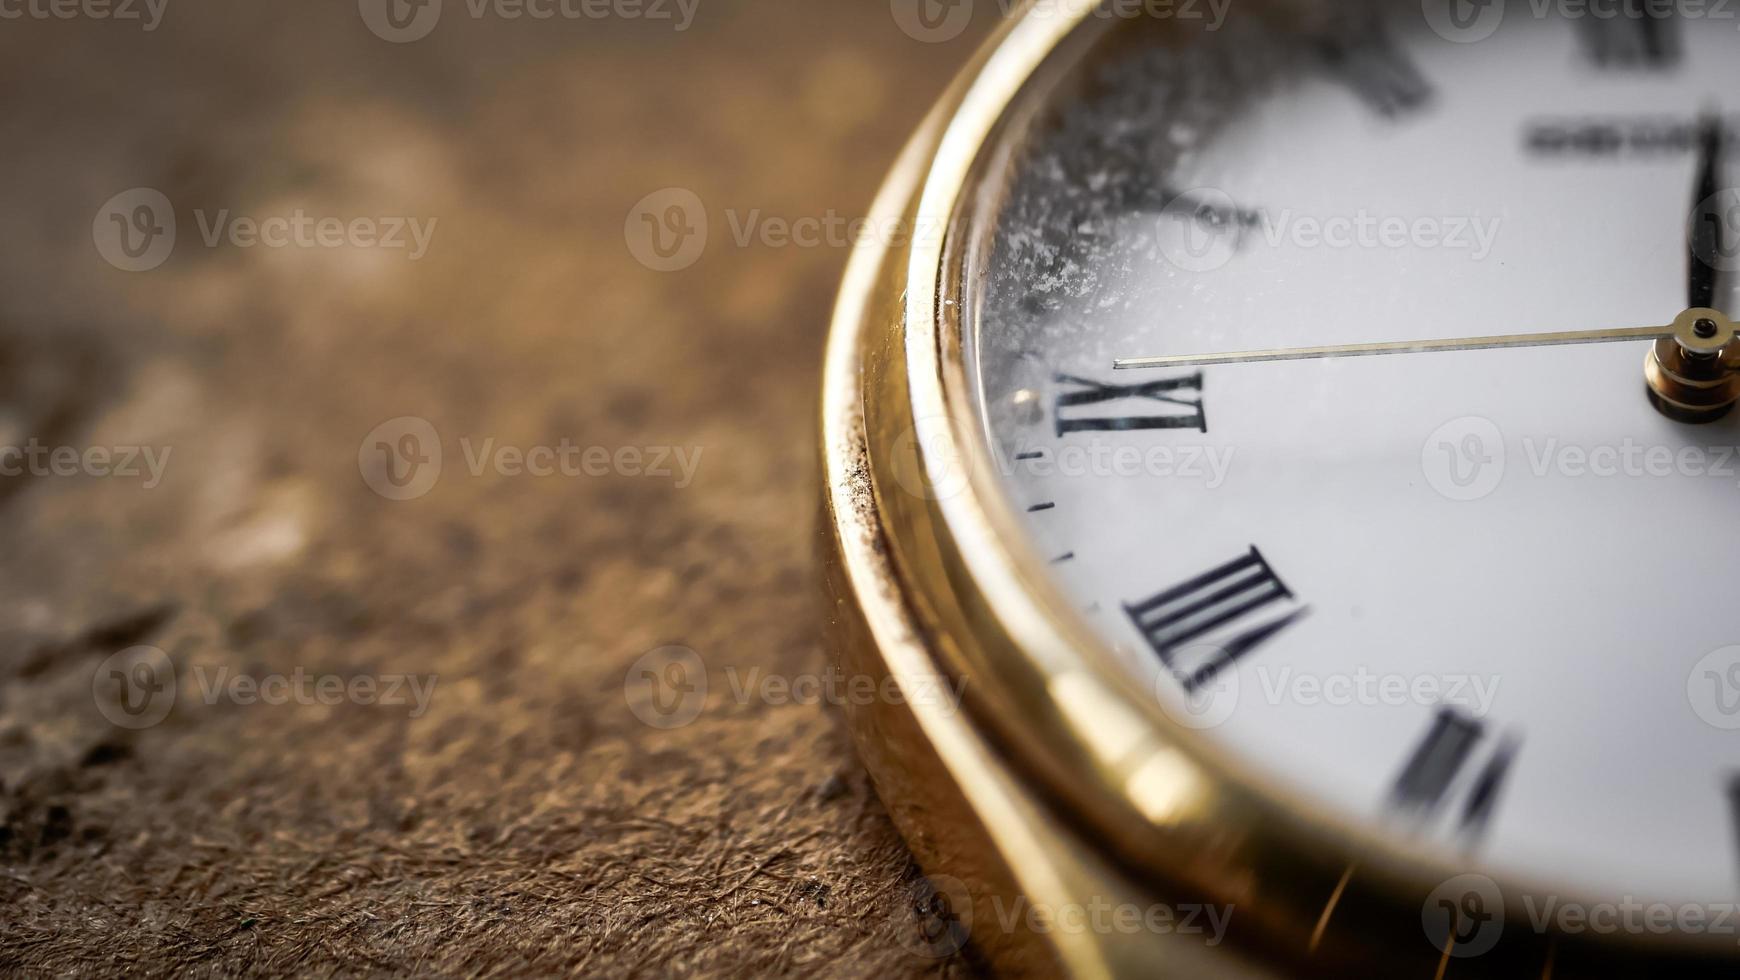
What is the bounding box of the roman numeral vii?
[1126,546,1307,694]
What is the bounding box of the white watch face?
[969,4,1740,907]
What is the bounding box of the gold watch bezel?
[823,2,1739,974]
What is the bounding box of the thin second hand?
[1111,324,1670,371]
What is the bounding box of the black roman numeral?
[1053,373,1206,437]
[1578,2,1681,69]
[1317,14,1432,118]
[1390,706,1519,841]
[1727,774,1740,887]
[1126,546,1307,694]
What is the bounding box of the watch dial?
[971,3,1740,906]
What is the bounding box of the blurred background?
[0,0,1013,973]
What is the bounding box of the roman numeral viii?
[1126,546,1307,694]
[1389,706,1519,842]
[1053,372,1205,437]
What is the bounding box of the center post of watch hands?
[1647,307,1740,423]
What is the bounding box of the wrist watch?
[821,0,1740,976]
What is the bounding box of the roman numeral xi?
[1053,372,1206,437]
[1126,546,1308,694]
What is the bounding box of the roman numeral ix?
[1126,546,1307,694]
[1053,372,1206,437]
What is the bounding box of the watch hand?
[1688,112,1724,311]
[1113,324,1669,370]
[1113,309,1740,423]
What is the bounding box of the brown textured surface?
[0,2,999,975]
